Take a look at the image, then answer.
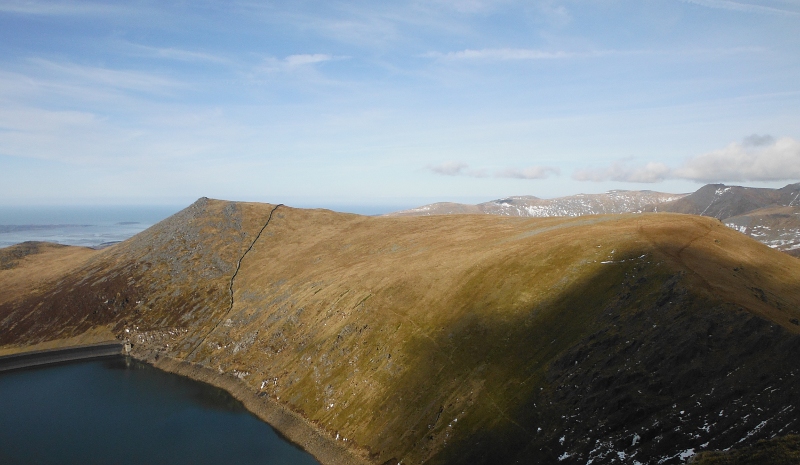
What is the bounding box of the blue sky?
[1,0,799,211]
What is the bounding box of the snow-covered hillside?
[389,190,685,218]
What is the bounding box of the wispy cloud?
[427,161,489,177]
[535,1,572,27]
[285,54,335,67]
[496,166,561,179]
[422,0,514,14]
[428,161,559,179]
[27,58,181,94]
[681,0,800,15]
[425,48,576,61]
[234,1,509,49]
[0,106,139,164]
[126,44,230,64]
[574,135,800,183]
[256,54,340,73]
[234,2,404,48]
[424,46,764,62]
[0,104,248,166]
[429,161,470,176]
[0,0,135,16]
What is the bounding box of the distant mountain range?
[389,190,686,217]
[644,183,800,218]
[389,183,800,257]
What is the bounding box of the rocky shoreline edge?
[133,350,373,465]
[0,341,373,465]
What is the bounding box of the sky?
[1,0,799,212]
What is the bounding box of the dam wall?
[0,342,126,372]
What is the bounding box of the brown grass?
[0,242,97,306]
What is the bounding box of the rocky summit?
[1,198,800,465]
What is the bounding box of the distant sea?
[0,204,404,249]
[0,205,183,249]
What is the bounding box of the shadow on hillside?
[366,246,800,465]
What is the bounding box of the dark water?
[0,357,320,465]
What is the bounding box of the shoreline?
[146,354,373,465]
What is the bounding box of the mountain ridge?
[1,200,800,464]
[645,182,800,219]
[389,183,800,257]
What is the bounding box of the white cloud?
[496,166,560,179]
[674,136,800,182]
[573,136,800,184]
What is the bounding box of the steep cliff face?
[2,200,800,465]
[647,183,800,220]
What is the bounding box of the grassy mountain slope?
[2,199,800,465]
[0,241,97,307]
[648,183,800,258]
[691,435,800,464]
[391,184,800,258]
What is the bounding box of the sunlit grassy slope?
[1,198,799,464]
[0,241,96,307]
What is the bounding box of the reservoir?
[0,357,320,465]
